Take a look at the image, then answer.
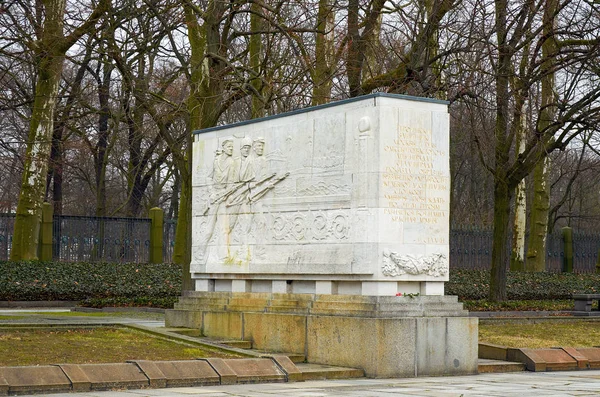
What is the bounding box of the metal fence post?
[562,226,573,273]
[149,207,164,264]
[39,202,53,261]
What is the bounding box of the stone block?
[508,348,547,372]
[203,311,243,339]
[165,309,203,329]
[74,363,149,390]
[203,358,237,385]
[478,342,508,361]
[562,347,589,369]
[306,316,417,378]
[577,348,600,368]
[221,358,286,383]
[56,364,92,391]
[266,355,303,382]
[415,317,478,376]
[0,373,9,396]
[150,360,219,387]
[128,361,167,388]
[0,366,71,394]
[243,313,306,354]
[527,348,578,371]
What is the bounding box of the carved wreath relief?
[381,249,448,277]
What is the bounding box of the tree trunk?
[11,0,67,260]
[488,0,511,300]
[346,0,362,97]
[526,156,551,271]
[96,59,112,217]
[489,176,512,301]
[11,0,108,260]
[249,2,264,118]
[173,163,192,290]
[525,0,557,272]
[510,105,527,271]
[312,0,334,105]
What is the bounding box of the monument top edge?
[193,93,449,135]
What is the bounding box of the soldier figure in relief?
[252,137,267,179]
[212,138,234,185]
[229,137,255,183]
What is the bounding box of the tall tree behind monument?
[525,0,559,272]
[10,0,110,261]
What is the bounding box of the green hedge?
[0,261,181,306]
[3,262,600,307]
[447,270,600,300]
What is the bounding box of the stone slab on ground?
[264,355,303,382]
[203,358,237,385]
[56,364,92,391]
[140,360,220,387]
[577,348,600,368]
[480,343,600,372]
[127,361,166,388]
[72,363,149,390]
[220,358,286,383]
[0,366,71,395]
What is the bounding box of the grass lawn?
[0,327,242,366]
[480,320,600,349]
[0,310,164,319]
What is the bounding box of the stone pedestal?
[165,292,478,378]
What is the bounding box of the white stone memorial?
[167,94,478,378]
[191,93,449,296]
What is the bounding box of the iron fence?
[164,218,177,263]
[0,213,15,260]
[449,227,599,273]
[52,215,151,263]
[572,232,600,273]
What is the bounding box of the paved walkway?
[16,370,600,396]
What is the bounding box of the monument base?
[165,292,478,378]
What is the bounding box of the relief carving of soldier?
[211,138,234,185]
[229,137,255,183]
[199,135,289,265]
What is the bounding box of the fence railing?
[0,213,15,261]
[1,210,598,271]
[52,215,151,263]
[449,227,599,273]
[0,208,174,264]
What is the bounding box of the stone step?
[258,352,306,363]
[286,353,306,363]
[220,340,253,349]
[170,328,202,337]
[295,363,365,381]
[478,359,526,373]
[297,363,365,380]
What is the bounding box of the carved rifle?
[247,172,290,202]
[205,180,251,213]
[226,173,277,207]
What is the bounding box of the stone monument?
[166,93,478,378]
